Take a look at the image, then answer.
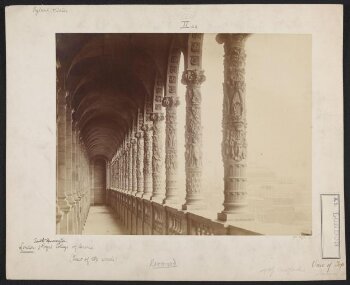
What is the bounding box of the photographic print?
[56,33,311,236]
[6,5,345,281]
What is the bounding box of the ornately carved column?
[217,33,251,221]
[65,99,77,233]
[150,113,165,203]
[128,137,133,194]
[124,146,128,192]
[116,157,119,189]
[119,154,123,190]
[131,138,137,195]
[182,69,206,210]
[71,120,81,233]
[162,96,180,205]
[56,61,71,234]
[142,124,153,199]
[120,149,124,190]
[125,141,130,193]
[135,131,144,197]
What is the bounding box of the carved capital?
[141,123,153,132]
[216,33,250,46]
[181,69,206,86]
[135,131,144,139]
[150,113,165,122]
[162,96,180,108]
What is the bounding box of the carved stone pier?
[182,69,206,210]
[150,113,165,203]
[124,142,128,192]
[142,124,153,199]
[163,96,180,205]
[135,131,144,197]
[131,138,138,195]
[128,135,133,194]
[56,62,72,234]
[216,33,251,221]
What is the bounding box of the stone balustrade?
[106,188,261,235]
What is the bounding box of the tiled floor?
[82,205,128,235]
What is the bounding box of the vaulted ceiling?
[56,33,186,160]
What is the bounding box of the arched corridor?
[56,33,311,235]
[91,158,107,205]
[83,205,128,235]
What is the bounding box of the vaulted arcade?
[56,33,255,235]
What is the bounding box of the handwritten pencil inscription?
[180,20,198,29]
[33,6,68,16]
[18,237,117,266]
[149,258,177,269]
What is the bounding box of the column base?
[163,198,180,206]
[135,192,143,198]
[142,193,152,200]
[217,211,253,222]
[150,196,164,205]
[182,202,206,211]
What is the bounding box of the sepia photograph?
[56,33,311,236]
[6,4,345,281]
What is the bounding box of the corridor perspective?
[56,33,312,235]
[83,205,128,235]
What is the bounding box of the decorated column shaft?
[72,120,81,233]
[162,96,180,204]
[142,124,153,199]
[135,131,144,197]
[121,153,124,190]
[120,150,124,190]
[128,134,133,193]
[124,141,130,192]
[65,98,77,233]
[182,69,206,210]
[217,33,250,221]
[111,160,115,189]
[117,153,120,189]
[124,144,128,192]
[131,138,137,195]
[119,154,123,190]
[56,61,71,234]
[181,34,206,210]
[114,157,117,189]
[150,113,165,203]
